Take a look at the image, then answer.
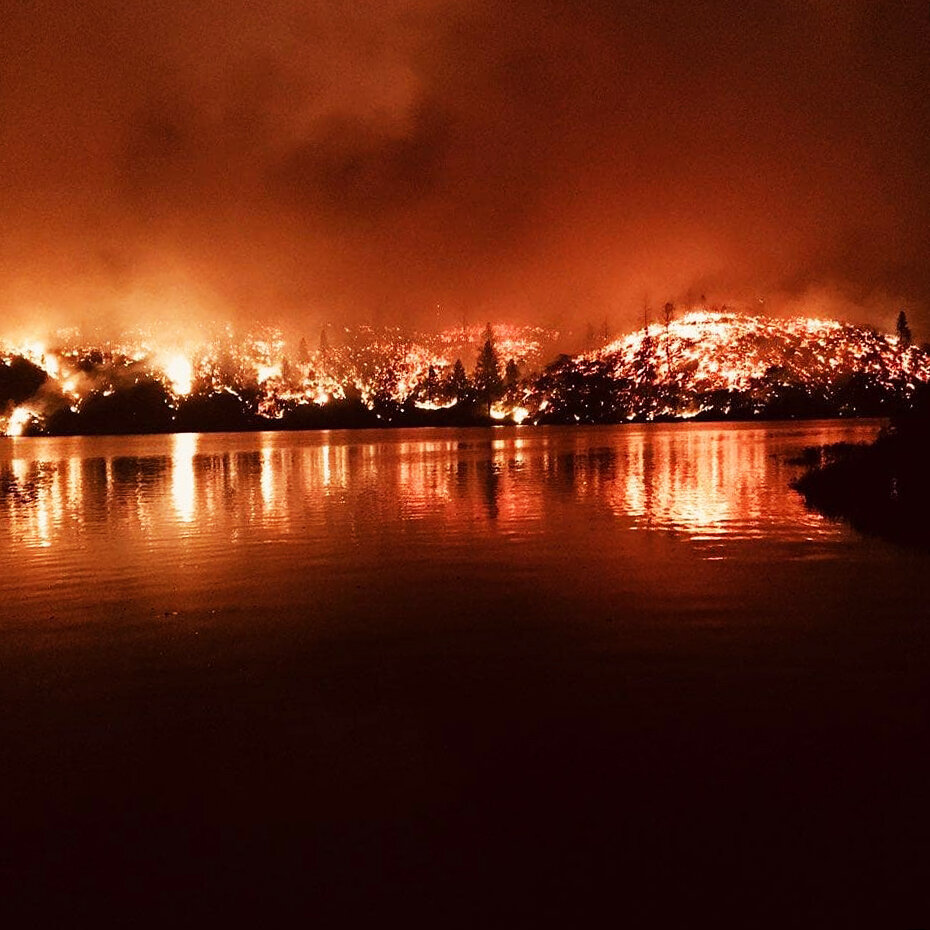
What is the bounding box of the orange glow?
[159,353,194,396]
[0,310,927,431]
[4,406,35,437]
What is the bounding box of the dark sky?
[1,0,928,338]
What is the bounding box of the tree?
[663,301,675,378]
[633,304,658,416]
[424,364,439,402]
[449,358,470,402]
[319,327,330,359]
[504,358,520,389]
[473,330,504,413]
[372,363,399,414]
[897,311,912,348]
[504,358,521,405]
[297,337,310,365]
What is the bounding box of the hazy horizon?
[3,1,928,340]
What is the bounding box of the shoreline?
[6,408,889,439]
[793,400,930,549]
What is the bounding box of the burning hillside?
[524,311,930,423]
[0,323,559,435]
[1,310,927,435]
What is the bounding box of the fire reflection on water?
[171,433,197,524]
[0,423,883,564]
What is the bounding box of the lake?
[1,421,927,924]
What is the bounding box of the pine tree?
[449,358,470,402]
[504,358,521,405]
[474,334,503,413]
[634,304,657,401]
[425,364,438,402]
[663,301,675,377]
[897,311,912,348]
[297,337,310,365]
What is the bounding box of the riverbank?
[6,397,896,438]
[793,393,930,549]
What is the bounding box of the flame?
[4,406,35,437]
[1,309,926,431]
[256,363,280,384]
[529,309,930,422]
[159,353,193,396]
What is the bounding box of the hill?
[525,311,930,423]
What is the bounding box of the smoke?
[1,0,928,338]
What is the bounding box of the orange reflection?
[171,433,198,523]
[0,422,885,569]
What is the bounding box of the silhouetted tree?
[473,328,504,413]
[424,364,439,402]
[77,379,174,434]
[663,301,675,378]
[897,311,912,347]
[635,306,656,384]
[319,327,330,359]
[449,358,470,403]
[297,337,310,365]
[504,358,520,389]
[504,358,521,405]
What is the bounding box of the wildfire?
[159,354,194,396]
[4,406,36,437]
[527,310,930,423]
[1,308,927,435]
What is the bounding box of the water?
[1,421,927,924]
[0,420,898,617]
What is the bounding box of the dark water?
[1,422,927,924]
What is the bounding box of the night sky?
[2,0,928,337]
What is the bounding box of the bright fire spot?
[414,399,457,410]
[256,364,280,384]
[160,354,193,395]
[511,406,529,424]
[5,406,35,437]
[18,341,46,363]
